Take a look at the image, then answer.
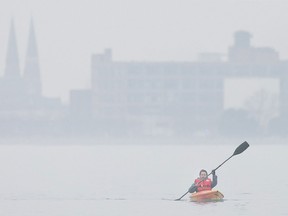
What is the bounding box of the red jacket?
[194,178,212,192]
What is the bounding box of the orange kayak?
[190,190,224,202]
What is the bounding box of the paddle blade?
[233,141,249,156]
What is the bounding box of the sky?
[0,0,288,103]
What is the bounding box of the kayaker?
[188,169,217,193]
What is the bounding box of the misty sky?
[0,0,288,103]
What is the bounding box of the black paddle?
[175,141,250,201]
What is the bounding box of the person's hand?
[212,169,216,175]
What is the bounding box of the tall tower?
[4,19,21,80]
[0,19,25,109]
[23,18,42,97]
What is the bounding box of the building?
[91,49,224,136]
[0,19,64,137]
[91,31,288,137]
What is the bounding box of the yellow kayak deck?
[190,190,224,202]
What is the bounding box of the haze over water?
[0,141,287,216]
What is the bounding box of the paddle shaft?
[211,154,234,173]
[175,141,249,201]
[176,191,189,201]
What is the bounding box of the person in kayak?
[188,169,217,193]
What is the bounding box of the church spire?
[4,18,21,80]
[23,17,42,96]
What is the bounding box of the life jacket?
[194,178,212,192]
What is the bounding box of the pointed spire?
[26,18,37,56]
[4,18,21,80]
[23,17,42,96]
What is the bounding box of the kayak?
[190,190,224,202]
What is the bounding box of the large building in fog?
[91,49,224,135]
[91,31,288,136]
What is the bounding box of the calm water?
[0,139,287,216]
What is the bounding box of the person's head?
[199,169,208,179]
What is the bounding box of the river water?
[0,139,287,216]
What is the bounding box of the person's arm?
[211,170,218,188]
[188,183,197,193]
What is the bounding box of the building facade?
[91,31,288,137]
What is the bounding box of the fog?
[0,0,288,141]
[1,2,288,215]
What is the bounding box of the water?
[0,140,287,216]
